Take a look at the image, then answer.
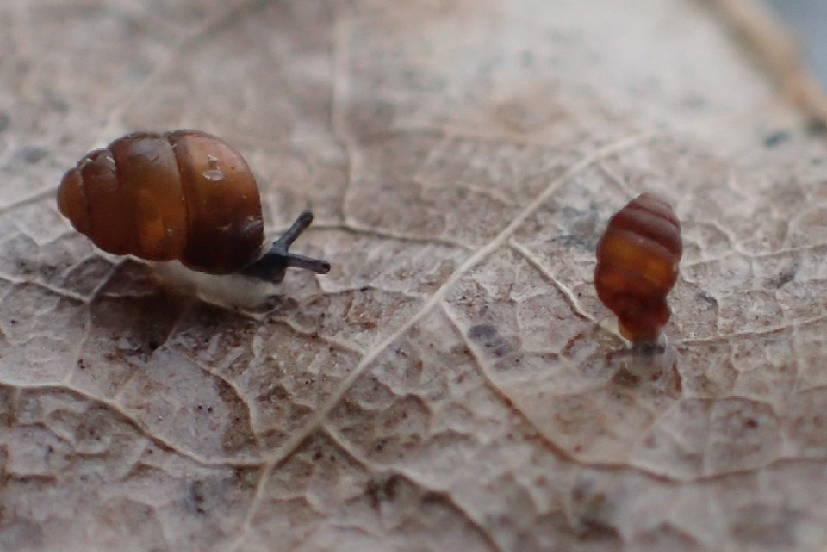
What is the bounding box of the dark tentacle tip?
[240,210,330,283]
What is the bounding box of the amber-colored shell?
[57,130,264,274]
[594,193,682,343]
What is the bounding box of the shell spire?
[594,193,682,343]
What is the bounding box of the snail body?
[57,130,329,283]
[594,193,682,343]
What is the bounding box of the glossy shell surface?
[57,130,264,274]
[594,193,682,343]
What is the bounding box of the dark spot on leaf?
[365,474,402,511]
[188,481,208,515]
[421,491,445,504]
[468,323,515,357]
[468,323,497,341]
[612,368,640,387]
[569,481,620,541]
[766,265,797,289]
[15,146,48,164]
[578,519,621,541]
[806,117,827,136]
[696,290,717,305]
[552,233,595,251]
[257,384,290,404]
[763,131,789,148]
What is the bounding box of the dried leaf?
[2,1,826,551]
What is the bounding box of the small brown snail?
[57,130,330,283]
[594,193,682,343]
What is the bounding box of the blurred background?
[767,0,827,84]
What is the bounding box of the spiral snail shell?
[57,130,330,283]
[594,193,682,343]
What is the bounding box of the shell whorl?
[594,193,682,342]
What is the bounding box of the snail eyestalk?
[241,210,331,283]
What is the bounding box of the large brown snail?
[57,130,330,283]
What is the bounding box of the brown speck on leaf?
[612,368,640,387]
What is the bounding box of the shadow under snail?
[594,193,682,344]
[57,130,330,283]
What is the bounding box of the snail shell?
[57,130,264,273]
[57,130,330,283]
[594,193,682,343]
